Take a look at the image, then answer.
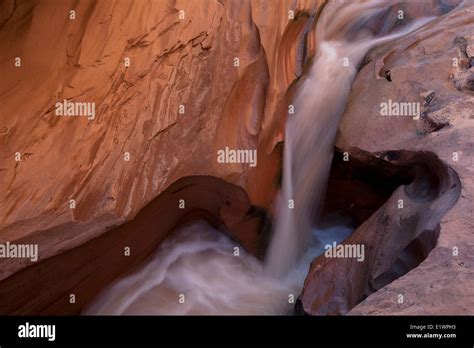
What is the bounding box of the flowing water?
[84,220,352,315]
[265,1,434,276]
[85,1,434,315]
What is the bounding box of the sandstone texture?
[0,176,265,314]
[345,2,474,315]
[0,0,321,277]
[300,1,474,315]
[0,0,323,313]
[1,0,473,315]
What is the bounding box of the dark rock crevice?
[0,176,266,315]
[298,147,461,315]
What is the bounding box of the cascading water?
[265,1,434,276]
[84,221,340,315]
[85,1,435,315]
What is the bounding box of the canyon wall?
[300,1,474,315]
[344,1,474,314]
[0,0,322,313]
[0,0,472,315]
[0,0,323,279]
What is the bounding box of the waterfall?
[265,1,434,276]
[85,0,436,315]
[84,220,333,315]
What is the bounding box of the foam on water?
[84,220,352,315]
[85,1,435,315]
[264,1,435,276]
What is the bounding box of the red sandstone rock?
[0,0,324,313]
[300,2,474,315]
[0,176,265,314]
[1,0,472,316]
[0,0,324,279]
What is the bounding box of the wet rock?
[0,0,325,279]
[0,176,264,314]
[301,2,474,315]
[0,0,325,313]
[300,149,461,315]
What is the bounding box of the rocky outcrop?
[300,1,474,315]
[0,175,266,314]
[0,0,324,313]
[299,148,461,314]
[1,0,472,316]
[345,2,474,314]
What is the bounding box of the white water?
[84,220,352,315]
[265,1,434,276]
[85,1,435,315]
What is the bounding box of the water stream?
[265,0,434,276]
[85,1,434,315]
[84,220,352,315]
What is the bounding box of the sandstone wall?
[0,0,322,282]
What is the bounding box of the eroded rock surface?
[1,0,472,316]
[300,2,474,315]
[0,0,323,286]
[0,175,265,314]
[300,149,461,314]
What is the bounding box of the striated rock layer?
[0,0,323,313]
[0,176,265,314]
[0,0,472,315]
[344,1,474,315]
[300,1,474,315]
